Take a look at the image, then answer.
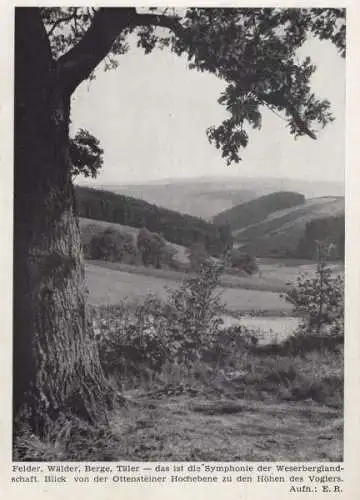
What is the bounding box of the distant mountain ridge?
[78,175,344,219]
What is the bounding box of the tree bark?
[14,8,113,434]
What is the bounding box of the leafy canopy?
[70,128,104,178]
[41,7,345,165]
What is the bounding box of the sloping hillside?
[79,217,190,266]
[233,197,345,258]
[213,191,305,230]
[75,186,232,257]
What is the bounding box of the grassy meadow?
[14,254,344,462]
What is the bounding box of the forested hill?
[74,186,232,257]
[233,197,344,259]
[213,191,305,231]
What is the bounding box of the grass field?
[15,256,343,461]
[85,261,293,315]
[85,257,343,313]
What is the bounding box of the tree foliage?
[297,215,345,260]
[70,128,104,178]
[162,260,224,364]
[94,260,224,381]
[41,7,345,165]
[137,228,172,268]
[85,227,140,265]
[228,249,258,275]
[285,243,344,337]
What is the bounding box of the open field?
[257,258,344,283]
[73,256,344,463]
[15,257,343,461]
[85,262,292,315]
[85,257,343,314]
[86,259,288,292]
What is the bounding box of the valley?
[73,180,345,461]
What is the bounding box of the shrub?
[93,260,225,383]
[137,228,176,269]
[284,244,344,338]
[163,260,225,363]
[227,248,258,275]
[93,297,172,382]
[87,227,141,264]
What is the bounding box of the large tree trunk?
[14,9,113,434]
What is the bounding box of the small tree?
[137,228,172,268]
[88,227,140,264]
[164,260,224,363]
[285,241,344,337]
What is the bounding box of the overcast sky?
[70,33,345,186]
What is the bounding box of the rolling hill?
[84,176,344,219]
[75,186,232,257]
[79,217,190,266]
[233,196,345,258]
[98,179,256,219]
[212,191,306,230]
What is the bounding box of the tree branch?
[47,13,77,37]
[132,11,184,34]
[257,92,317,140]
[57,8,184,95]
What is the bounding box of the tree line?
[297,215,345,260]
[75,186,233,257]
[213,191,306,231]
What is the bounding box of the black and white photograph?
[12,6,346,464]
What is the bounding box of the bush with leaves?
[93,260,225,382]
[284,259,344,338]
[137,228,176,269]
[93,297,172,381]
[86,227,141,264]
[70,128,104,179]
[227,248,258,275]
[161,260,225,364]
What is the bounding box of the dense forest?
[213,191,305,230]
[297,215,345,260]
[75,186,232,256]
